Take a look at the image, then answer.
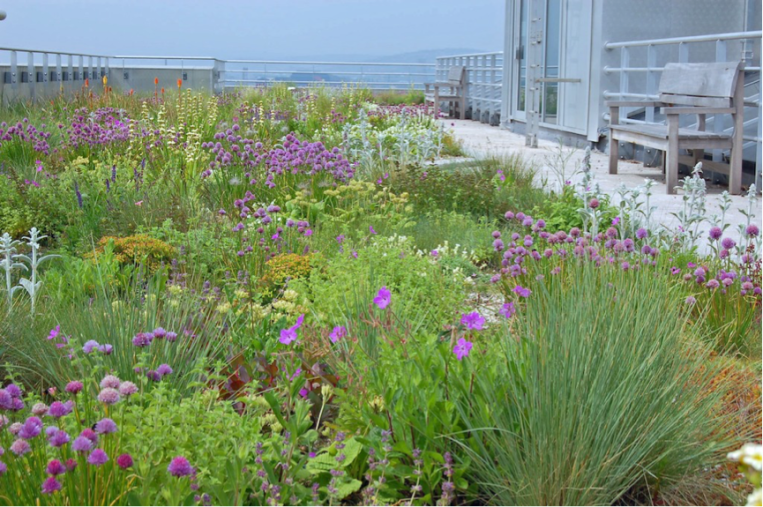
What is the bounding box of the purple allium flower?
[157,364,173,377]
[72,436,92,452]
[709,226,723,240]
[95,418,118,435]
[98,344,113,355]
[329,326,347,343]
[146,370,161,382]
[492,230,501,239]
[82,340,100,354]
[65,381,83,394]
[87,448,109,466]
[685,296,697,305]
[132,332,154,347]
[100,375,121,389]
[0,461,6,476]
[49,430,70,448]
[8,422,21,435]
[41,477,62,495]
[19,416,43,439]
[536,219,546,229]
[46,459,66,476]
[588,198,600,209]
[168,456,194,477]
[65,458,77,471]
[118,381,138,397]
[721,237,736,250]
[513,285,532,298]
[522,217,533,227]
[165,331,178,342]
[117,453,133,469]
[152,327,167,339]
[97,388,120,405]
[10,439,30,455]
[373,286,391,309]
[5,384,20,398]
[48,401,72,418]
[505,211,515,220]
[570,227,581,238]
[636,228,648,240]
[746,224,760,237]
[453,338,473,361]
[460,312,486,331]
[493,239,504,251]
[706,279,720,289]
[499,302,516,319]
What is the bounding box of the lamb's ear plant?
[0,232,27,310]
[13,227,60,317]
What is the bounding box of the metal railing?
[220,60,435,91]
[603,30,762,187]
[436,52,503,123]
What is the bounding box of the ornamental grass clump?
[451,264,743,506]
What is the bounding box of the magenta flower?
[709,226,722,240]
[373,286,391,309]
[87,449,109,466]
[46,459,66,476]
[117,453,134,469]
[329,326,347,343]
[636,228,648,240]
[48,401,72,418]
[453,338,473,361]
[721,237,736,250]
[611,217,620,226]
[65,381,83,394]
[499,302,516,319]
[82,340,100,354]
[369,225,377,235]
[157,364,173,376]
[685,296,697,305]
[49,430,70,448]
[460,312,485,331]
[19,416,43,439]
[132,332,154,347]
[47,325,61,341]
[168,456,194,477]
[513,285,532,298]
[41,477,62,495]
[279,326,298,345]
[746,224,760,237]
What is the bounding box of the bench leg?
[434,90,440,119]
[666,114,679,194]
[609,134,619,175]
[729,112,744,195]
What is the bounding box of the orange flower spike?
[129,89,134,96]
[161,87,165,94]
[177,78,182,88]
[154,77,159,85]
[85,78,89,88]
[102,75,108,87]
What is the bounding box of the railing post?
[10,50,17,90]
[27,51,35,100]
[491,53,497,117]
[88,56,93,81]
[713,39,728,163]
[620,46,630,120]
[645,45,656,123]
[67,54,73,85]
[678,42,689,63]
[42,53,49,86]
[56,53,62,86]
[78,55,83,82]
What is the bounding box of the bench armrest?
[605,101,664,108]
[660,106,735,115]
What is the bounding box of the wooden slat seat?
[607,61,745,194]
[425,66,467,119]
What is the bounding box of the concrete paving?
[442,119,762,251]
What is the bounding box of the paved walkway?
[442,120,761,250]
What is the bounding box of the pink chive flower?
[460,312,485,331]
[49,430,70,448]
[10,439,30,456]
[94,418,118,435]
[48,401,72,418]
[65,381,83,394]
[119,381,138,397]
[100,375,121,389]
[453,338,473,361]
[41,477,62,495]
[373,286,391,309]
[117,453,134,469]
[168,456,194,477]
[87,449,109,466]
[46,459,66,476]
[97,388,120,405]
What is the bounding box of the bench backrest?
[445,66,466,85]
[658,61,743,107]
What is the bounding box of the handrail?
[605,30,762,49]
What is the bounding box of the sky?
[0,0,505,59]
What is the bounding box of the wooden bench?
[425,66,467,119]
[607,61,745,194]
